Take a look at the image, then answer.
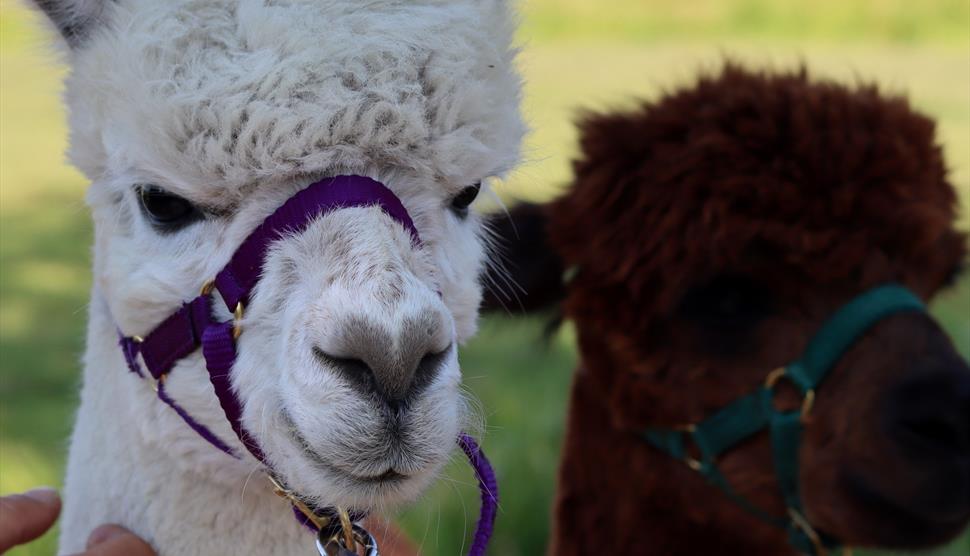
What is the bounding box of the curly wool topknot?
[549,63,965,327]
[61,0,524,198]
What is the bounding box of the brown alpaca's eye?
[450,182,482,217]
[137,185,201,231]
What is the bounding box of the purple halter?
[118,175,497,554]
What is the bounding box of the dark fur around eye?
[449,182,482,217]
[136,185,202,232]
[678,274,772,330]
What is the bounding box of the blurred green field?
[1,0,968,554]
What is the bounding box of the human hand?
[0,487,61,553]
[66,524,157,556]
[0,488,155,555]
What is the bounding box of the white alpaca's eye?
[136,185,201,231]
[449,182,481,217]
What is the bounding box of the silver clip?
[315,522,379,556]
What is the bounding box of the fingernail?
[87,524,125,548]
[23,487,60,506]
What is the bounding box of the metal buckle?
[765,367,815,422]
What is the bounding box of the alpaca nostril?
[412,345,451,393]
[312,347,375,393]
[898,416,966,453]
[899,413,969,456]
[889,369,970,457]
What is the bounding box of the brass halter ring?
[200,279,244,339]
[764,367,815,422]
[199,280,216,296]
[233,301,244,339]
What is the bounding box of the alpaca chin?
[264,355,466,511]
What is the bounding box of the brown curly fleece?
[518,64,968,555]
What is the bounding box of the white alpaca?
[29,1,525,554]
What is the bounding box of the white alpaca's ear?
[29,0,112,48]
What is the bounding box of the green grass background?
[1,0,968,554]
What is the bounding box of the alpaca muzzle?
[116,175,497,556]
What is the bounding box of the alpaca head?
[34,0,524,510]
[494,65,969,550]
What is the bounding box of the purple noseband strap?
[117,175,496,555]
[212,175,420,312]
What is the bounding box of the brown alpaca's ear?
[29,0,113,48]
[481,203,566,313]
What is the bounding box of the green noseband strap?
[642,284,925,555]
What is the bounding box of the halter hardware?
[232,302,244,339]
[669,424,703,471]
[787,507,833,556]
[268,474,332,531]
[199,280,215,296]
[764,367,815,422]
[316,522,378,556]
[117,175,498,555]
[337,508,356,551]
[642,284,925,555]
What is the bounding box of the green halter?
[642,284,926,555]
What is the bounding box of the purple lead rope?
[458,433,499,556]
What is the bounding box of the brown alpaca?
[486,65,969,554]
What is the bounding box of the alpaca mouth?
[280,410,412,486]
[318,461,410,486]
[358,469,408,484]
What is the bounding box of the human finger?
[78,525,156,556]
[0,487,62,553]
